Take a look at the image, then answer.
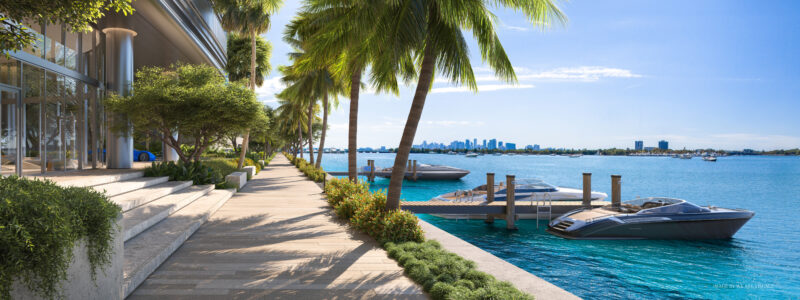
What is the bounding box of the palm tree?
[383,0,566,210]
[225,32,272,86]
[215,0,282,169]
[275,95,308,156]
[288,4,415,181]
[282,19,346,168]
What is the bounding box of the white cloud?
[431,84,534,93]
[502,24,530,32]
[254,76,284,103]
[475,66,642,82]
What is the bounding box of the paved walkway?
[129,155,425,299]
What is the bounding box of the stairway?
[58,171,234,298]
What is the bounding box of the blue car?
[134,150,156,162]
[87,149,157,162]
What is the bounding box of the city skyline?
[262,0,800,150]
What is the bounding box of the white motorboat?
[465,152,479,158]
[433,178,607,203]
[703,156,717,162]
[374,164,469,180]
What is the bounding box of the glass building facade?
[1,20,106,175]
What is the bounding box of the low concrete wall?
[226,171,247,189]
[243,166,257,178]
[12,216,124,300]
[418,219,580,300]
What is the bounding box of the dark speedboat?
[547,197,754,240]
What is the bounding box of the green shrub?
[349,191,388,238]
[384,241,533,300]
[380,209,425,244]
[324,178,369,207]
[0,176,120,299]
[144,161,226,188]
[287,155,327,183]
[202,158,240,178]
[233,157,261,173]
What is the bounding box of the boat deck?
[400,200,609,216]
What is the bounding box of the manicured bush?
[285,153,327,183]
[0,176,121,299]
[233,157,261,173]
[144,161,227,188]
[385,241,533,300]
[324,178,369,207]
[380,209,425,244]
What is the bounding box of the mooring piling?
[412,160,418,181]
[505,175,517,230]
[612,175,621,210]
[582,172,592,208]
[485,173,495,224]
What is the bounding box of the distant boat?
[703,156,717,162]
[680,154,692,159]
[374,164,469,180]
[465,152,478,158]
[569,154,582,158]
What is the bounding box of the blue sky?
[259,0,800,150]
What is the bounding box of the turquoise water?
[319,153,800,299]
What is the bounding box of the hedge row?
[322,178,532,300]
[285,153,326,182]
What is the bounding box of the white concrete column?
[164,131,180,162]
[103,28,136,168]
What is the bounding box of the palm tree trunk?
[238,30,258,169]
[298,121,303,159]
[348,68,362,181]
[316,94,328,169]
[386,44,436,210]
[307,102,315,165]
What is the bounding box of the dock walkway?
[129,154,425,299]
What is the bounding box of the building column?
[164,131,180,162]
[103,27,136,168]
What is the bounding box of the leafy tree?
[225,32,271,86]
[0,0,133,53]
[214,0,282,169]
[104,64,266,164]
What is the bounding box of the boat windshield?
[497,178,558,193]
[604,197,710,214]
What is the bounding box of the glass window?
[44,72,63,171]
[45,23,64,66]
[1,89,19,176]
[95,31,105,83]
[65,30,79,70]
[21,19,45,59]
[81,30,96,78]
[23,64,44,174]
[64,78,79,170]
[0,56,20,87]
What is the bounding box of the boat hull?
[375,171,469,180]
[548,215,753,240]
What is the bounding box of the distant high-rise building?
[658,140,669,150]
[635,140,644,151]
[498,141,504,150]
[533,144,540,151]
[488,139,497,150]
[473,138,478,149]
[483,139,487,149]
[506,143,516,150]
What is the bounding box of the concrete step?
[92,176,169,198]
[123,189,235,298]
[112,181,193,212]
[122,185,214,242]
[41,170,145,188]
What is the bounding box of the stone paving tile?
[130,154,426,299]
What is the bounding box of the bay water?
[319,153,800,299]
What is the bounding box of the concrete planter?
[12,216,123,300]
[243,166,257,178]
[226,171,247,189]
